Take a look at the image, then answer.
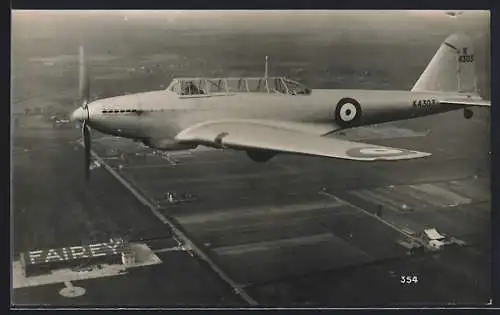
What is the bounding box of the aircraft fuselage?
[85,88,476,142]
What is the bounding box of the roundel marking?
[339,103,357,122]
[345,147,423,160]
[335,98,362,126]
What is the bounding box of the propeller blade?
[78,46,90,107]
[82,121,92,181]
[77,46,92,182]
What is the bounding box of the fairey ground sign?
[21,238,129,276]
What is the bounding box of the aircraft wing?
[175,121,431,161]
[439,99,491,107]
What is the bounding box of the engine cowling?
[143,139,197,151]
[463,108,474,119]
[246,149,275,162]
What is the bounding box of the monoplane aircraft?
[70,33,490,180]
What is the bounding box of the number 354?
[400,275,419,284]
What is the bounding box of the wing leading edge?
[175,121,431,161]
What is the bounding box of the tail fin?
[412,33,477,93]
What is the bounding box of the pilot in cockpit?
[182,81,205,95]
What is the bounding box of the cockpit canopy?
[166,77,311,96]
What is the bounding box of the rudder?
[412,33,477,93]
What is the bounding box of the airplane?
[70,33,490,180]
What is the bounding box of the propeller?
[73,46,92,181]
[82,120,91,181]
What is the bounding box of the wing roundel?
[334,97,362,127]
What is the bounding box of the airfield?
[11,11,491,307]
[12,108,491,306]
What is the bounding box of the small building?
[121,246,136,266]
[21,238,129,277]
[424,228,445,241]
[422,228,447,250]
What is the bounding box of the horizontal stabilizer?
[439,99,490,107]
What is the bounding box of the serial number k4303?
[412,99,437,110]
[458,54,474,63]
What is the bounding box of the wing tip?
[381,151,432,161]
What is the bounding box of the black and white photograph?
[11,10,491,307]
